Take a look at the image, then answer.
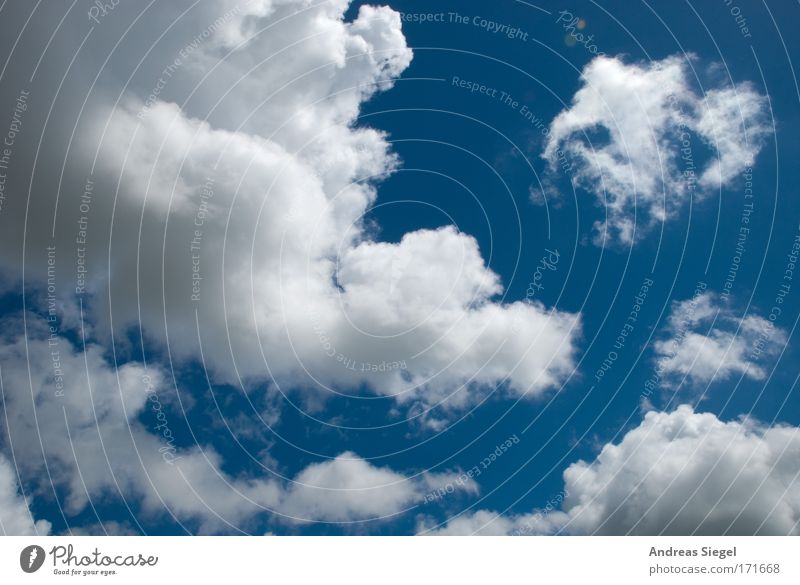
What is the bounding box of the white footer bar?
[1,536,797,583]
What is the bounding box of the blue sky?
[0,0,799,536]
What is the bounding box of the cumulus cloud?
[0,314,472,533]
[0,454,51,535]
[0,0,584,535]
[0,313,279,533]
[652,292,786,387]
[334,227,580,407]
[425,406,800,535]
[281,451,475,523]
[544,55,771,244]
[0,0,580,420]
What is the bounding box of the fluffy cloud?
[544,55,771,244]
[652,292,786,387]
[418,509,516,536]
[0,0,582,535]
[0,314,472,533]
[0,314,279,533]
[424,406,800,535]
[281,452,475,523]
[334,227,580,406]
[0,0,579,419]
[0,454,51,535]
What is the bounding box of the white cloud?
[418,509,515,536]
[281,451,475,523]
[42,0,579,416]
[544,55,771,244]
[334,227,581,407]
[0,454,51,535]
[0,0,582,534]
[653,292,786,387]
[425,406,800,535]
[0,315,473,532]
[0,315,279,533]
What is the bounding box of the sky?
[0,0,799,536]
